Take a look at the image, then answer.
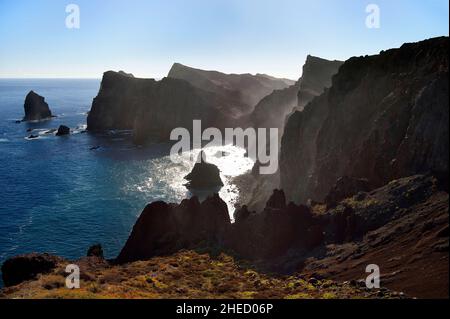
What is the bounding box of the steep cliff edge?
[87,71,235,144]
[297,55,344,109]
[280,37,449,204]
[168,63,294,115]
[249,56,343,132]
[241,57,342,212]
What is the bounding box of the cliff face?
[168,63,294,115]
[87,71,234,143]
[297,55,343,109]
[116,194,230,264]
[23,91,53,121]
[280,37,449,203]
[249,55,343,137]
[87,72,157,131]
[249,83,300,131]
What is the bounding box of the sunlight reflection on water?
[125,144,254,222]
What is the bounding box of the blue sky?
[0,0,448,79]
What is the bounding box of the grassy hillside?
[1,250,402,299]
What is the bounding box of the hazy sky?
[0,0,448,79]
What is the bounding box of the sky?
[0,0,448,79]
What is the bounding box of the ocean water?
[0,79,253,285]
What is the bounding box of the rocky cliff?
[280,37,449,204]
[168,63,294,115]
[241,56,342,214]
[241,56,342,133]
[87,71,235,144]
[22,91,53,121]
[116,194,230,264]
[297,55,344,109]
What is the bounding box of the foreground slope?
[2,250,402,299]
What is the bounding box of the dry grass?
[2,250,398,299]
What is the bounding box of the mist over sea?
[0,79,252,285]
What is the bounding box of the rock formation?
[56,125,70,136]
[22,91,53,121]
[87,244,104,258]
[324,176,371,209]
[280,37,449,204]
[116,173,447,297]
[1,253,62,287]
[87,66,296,144]
[184,151,223,189]
[117,70,134,77]
[240,56,343,215]
[296,55,343,110]
[87,71,237,144]
[249,56,343,134]
[116,194,230,264]
[168,63,294,115]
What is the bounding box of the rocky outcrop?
[87,244,104,258]
[248,56,342,134]
[86,62,322,144]
[184,152,223,189]
[1,253,62,287]
[22,91,53,121]
[56,125,70,136]
[243,56,343,215]
[297,55,343,109]
[87,71,236,144]
[324,176,371,209]
[280,37,449,204]
[118,70,134,77]
[168,63,294,115]
[116,188,322,262]
[228,190,322,260]
[116,194,230,264]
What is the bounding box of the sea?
[0,79,253,286]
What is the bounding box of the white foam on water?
[127,144,254,222]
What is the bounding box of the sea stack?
[23,91,53,121]
[184,151,224,189]
[56,125,70,136]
